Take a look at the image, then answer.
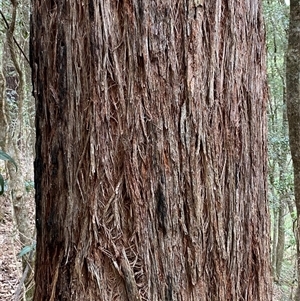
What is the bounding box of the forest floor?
[0,196,22,300]
[0,194,35,301]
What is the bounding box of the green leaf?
[18,245,34,258]
[0,174,4,196]
[0,150,17,171]
[25,180,34,192]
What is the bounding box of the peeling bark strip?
[119,249,141,301]
[31,0,271,300]
[156,182,167,235]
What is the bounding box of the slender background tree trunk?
[286,0,300,299]
[31,1,271,300]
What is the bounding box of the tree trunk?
[275,111,289,282]
[31,1,271,300]
[286,0,300,299]
[275,201,285,280]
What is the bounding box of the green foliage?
[264,0,292,203]
[25,180,34,192]
[17,243,36,258]
[0,150,17,171]
[0,150,17,195]
[264,0,298,298]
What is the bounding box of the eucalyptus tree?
[31,1,271,300]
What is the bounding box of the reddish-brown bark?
[31,1,271,300]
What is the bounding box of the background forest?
[0,0,295,300]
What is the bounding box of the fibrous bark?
[31,1,271,300]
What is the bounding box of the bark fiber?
[31,0,271,300]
